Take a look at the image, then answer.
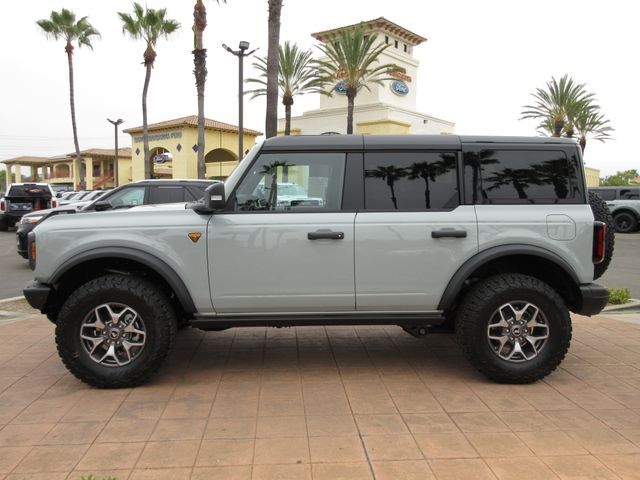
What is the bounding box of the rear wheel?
[0,217,7,231]
[56,274,177,388]
[613,211,638,234]
[456,273,571,384]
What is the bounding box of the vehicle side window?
[592,189,616,200]
[364,152,459,210]
[233,153,346,211]
[186,186,204,201]
[620,188,640,200]
[148,186,185,204]
[106,187,146,207]
[464,149,583,204]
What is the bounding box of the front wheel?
[455,274,571,384]
[56,274,177,388]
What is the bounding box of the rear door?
[355,149,478,311]
[209,151,357,313]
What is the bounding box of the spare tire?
[588,191,615,280]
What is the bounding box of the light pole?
[222,41,257,161]
[107,118,124,187]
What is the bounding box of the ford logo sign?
[334,80,362,95]
[390,80,409,96]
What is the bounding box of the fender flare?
[437,244,581,311]
[50,246,197,313]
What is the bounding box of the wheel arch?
[438,245,582,313]
[49,247,197,316]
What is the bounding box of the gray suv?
[24,135,611,387]
[590,187,640,233]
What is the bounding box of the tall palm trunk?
[142,43,155,179]
[194,0,207,178]
[346,89,356,134]
[579,136,587,153]
[66,41,84,189]
[265,0,282,138]
[283,96,293,136]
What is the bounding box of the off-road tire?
[588,191,615,279]
[613,211,638,234]
[456,273,571,384]
[56,274,177,388]
[0,217,8,232]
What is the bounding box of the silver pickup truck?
[24,135,611,388]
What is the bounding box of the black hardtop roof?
[261,134,577,151]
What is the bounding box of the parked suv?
[16,180,216,258]
[0,183,57,231]
[24,135,611,388]
[589,186,640,233]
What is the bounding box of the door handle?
[308,230,344,240]
[431,229,467,239]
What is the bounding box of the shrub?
[608,287,631,305]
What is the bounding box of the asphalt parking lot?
[0,230,33,299]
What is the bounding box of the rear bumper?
[23,281,52,312]
[576,283,609,316]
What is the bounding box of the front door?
[209,151,356,313]
[355,151,479,311]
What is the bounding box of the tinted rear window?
[591,189,616,200]
[464,149,583,204]
[620,188,640,200]
[8,185,51,197]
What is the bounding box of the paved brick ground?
[0,312,639,479]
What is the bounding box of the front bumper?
[576,283,609,316]
[23,280,52,312]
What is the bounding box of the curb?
[0,295,25,304]
[602,298,640,313]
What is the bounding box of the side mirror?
[93,200,112,211]
[194,182,226,214]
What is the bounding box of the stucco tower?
[279,17,455,135]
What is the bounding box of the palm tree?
[247,42,324,135]
[193,0,226,179]
[521,74,593,137]
[118,3,180,179]
[36,9,100,190]
[572,108,614,153]
[316,27,399,134]
[265,0,283,138]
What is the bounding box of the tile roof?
[0,156,51,165]
[123,115,262,136]
[312,17,427,46]
[66,148,132,159]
